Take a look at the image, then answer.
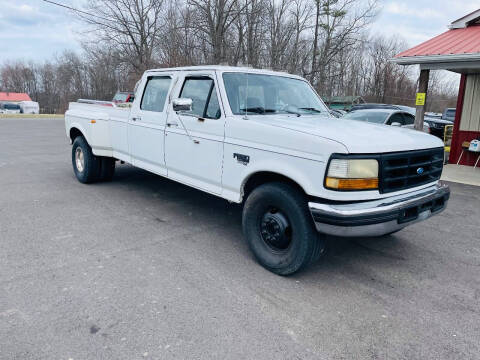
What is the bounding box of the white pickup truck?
[65,66,450,275]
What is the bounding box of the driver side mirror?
[173,98,192,112]
[391,122,402,127]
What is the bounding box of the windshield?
[4,103,20,110]
[222,73,329,116]
[343,111,389,124]
[446,109,456,118]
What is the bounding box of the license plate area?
[398,195,447,224]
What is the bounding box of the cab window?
[140,77,171,112]
[180,77,221,119]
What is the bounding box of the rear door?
[164,71,225,194]
[128,73,174,176]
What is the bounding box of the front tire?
[242,182,324,275]
[72,136,100,183]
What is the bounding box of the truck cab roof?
[145,65,304,80]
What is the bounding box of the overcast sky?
[0,0,479,63]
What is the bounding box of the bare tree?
[187,0,249,63]
[0,0,459,114]
[266,0,294,70]
[233,0,265,66]
[78,0,165,74]
[310,0,378,92]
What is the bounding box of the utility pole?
[415,69,430,131]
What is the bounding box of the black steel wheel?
[242,182,324,275]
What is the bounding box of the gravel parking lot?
[1,117,479,360]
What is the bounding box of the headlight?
[325,158,379,190]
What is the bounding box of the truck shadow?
[110,164,413,278]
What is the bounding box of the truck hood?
[248,114,444,153]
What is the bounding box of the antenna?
[243,3,250,120]
[243,72,249,120]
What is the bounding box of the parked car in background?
[0,103,21,114]
[426,112,442,119]
[350,103,451,139]
[442,108,456,122]
[112,91,135,104]
[423,117,453,138]
[350,103,395,111]
[394,105,453,138]
[19,101,39,114]
[343,109,430,133]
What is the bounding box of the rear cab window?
[141,77,172,112]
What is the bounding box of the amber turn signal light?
[325,177,378,190]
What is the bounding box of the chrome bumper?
[309,183,450,237]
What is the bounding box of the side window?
[403,113,415,125]
[180,77,221,119]
[388,113,405,125]
[140,77,171,112]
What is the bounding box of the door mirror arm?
[172,108,196,144]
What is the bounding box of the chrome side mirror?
[391,122,402,127]
[173,98,192,112]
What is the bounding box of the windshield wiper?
[240,107,265,114]
[283,109,301,117]
[299,107,324,113]
[240,107,301,117]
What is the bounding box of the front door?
[129,74,173,176]
[402,113,416,129]
[164,72,225,194]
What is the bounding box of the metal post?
[415,69,430,131]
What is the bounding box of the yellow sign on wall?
[416,93,426,106]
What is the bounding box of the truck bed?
[65,101,130,158]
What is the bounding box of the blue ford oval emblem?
[417,167,425,175]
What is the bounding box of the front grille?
[380,148,444,193]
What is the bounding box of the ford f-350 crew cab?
[65,66,450,275]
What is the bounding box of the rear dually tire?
[72,136,101,183]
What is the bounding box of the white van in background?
[0,103,21,114]
[20,101,40,114]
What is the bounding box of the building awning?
[0,92,32,102]
[393,26,480,66]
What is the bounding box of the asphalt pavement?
[1,118,479,360]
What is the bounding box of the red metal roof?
[0,92,32,102]
[395,25,480,58]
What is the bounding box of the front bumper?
[309,183,450,237]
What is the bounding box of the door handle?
[167,120,179,127]
[131,116,141,122]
